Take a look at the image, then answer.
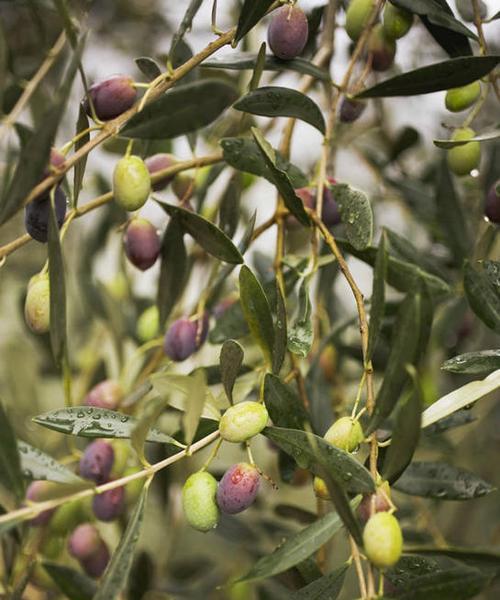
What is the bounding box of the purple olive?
[339,97,366,123]
[24,186,67,243]
[357,481,392,524]
[68,523,101,560]
[216,463,260,514]
[485,180,500,224]
[123,218,161,271]
[84,380,124,410]
[79,440,114,484]
[26,481,55,526]
[368,24,396,72]
[163,314,209,361]
[84,75,136,121]
[80,540,110,578]
[289,183,340,228]
[145,153,177,191]
[268,5,309,60]
[92,485,125,522]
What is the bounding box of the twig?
[0,32,67,141]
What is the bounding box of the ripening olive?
[219,401,269,443]
[145,153,177,191]
[68,523,102,560]
[363,512,403,569]
[24,274,50,334]
[124,217,161,271]
[358,480,392,523]
[182,471,219,532]
[163,314,209,361]
[216,463,261,514]
[85,379,124,410]
[382,3,413,40]
[345,0,374,42]
[50,497,92,535]
[113,155,151,211]
[79,440,115,484]
[368,24,396,72]
[25,186,67,243]
[445,81,481,113]
[485,180,500,223]
[80,540,110,578]
[25,481,56,526]
[267,5,309,60]
[92,486,125,522]
[324,416,364,452]
[313,476,331,501]
[85,75,136,121]
[447,127,481,176]
[339,97,366,123]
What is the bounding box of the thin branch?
[0,32,67,141]
[0,430,220,528]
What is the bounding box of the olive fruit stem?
[349,535,368,598]
[0,430,220,529]
[201,438,223,471]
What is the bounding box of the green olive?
[383,2,413,40]
[445,81,481,113]
[219,401,269,443]
[182,471,219,532]
[24,274,50,334]
[324,417,364,452]
[447,127,481,176]
[363,512,403,569]
[113,155,151,211]
[346,0,374,42]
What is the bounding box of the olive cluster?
[182,401,268,532]
[24,435,143,579]
[313,415,403,569]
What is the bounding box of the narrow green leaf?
[18,441,83,485]
[394,461,494,500]
[234,86,325,134]
[122,80,237,139]
[235,0,274,43]
[221,136,308,189]
[319,471,363,545]
[331,183,373,250]
[251,127,310,226]
[385,555,491,600]
[48,194,67,366]
[290,564,348,599]
[367,232,387,360]
[337,240,451,298]
[382,382,422,484]
[434,128,500,148]
[43,562,97,600]
[392,0,477,39]
[73,104,89,207]
[218,171,243,239]
[131,396,168,466]
[239,265,275,366]
[421,368,500,429]
[405,546,500,574]
[33,407,184,446]
[157,216,188,329]
[204,52,331,81]
[220,340,244,405]
[0,402,24,502]
[272,280,287,375]
[435,161,469,264]
[264,374,309,430]
[169,0,203,58]
[248,42,267,91]
[95,482,149,600]
[263,426,374,494]
[238,506,354,583]
[0,20,7,111]
[464,261,500,333]
[368,292,422,433]
[441,350,500,375]
[0,37,83,225]
[135,56,162,81]
[287,277,313,357]
[356,55,500,99]
[182,369,207,446]
[157,202,243,264]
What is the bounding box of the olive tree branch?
[0,430,220,528]
[0,152,223,261]
[0,32,67,141]
[12,27,236,219]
